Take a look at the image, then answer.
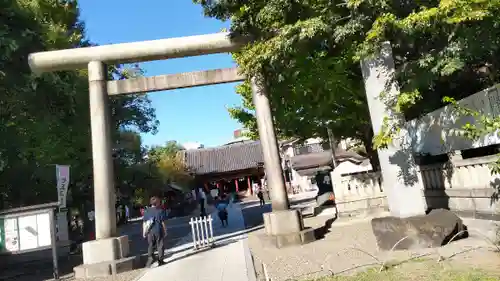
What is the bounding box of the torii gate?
[28,33,427,277]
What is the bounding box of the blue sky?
[79,0,243,148]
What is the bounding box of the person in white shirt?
[252,182,259,194]
[198,188,207,217]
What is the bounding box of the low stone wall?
[333,172,389,217]
[421,155,500,220]
[425,188,500,220]
[336,195,389,217]
[332,155,500,220]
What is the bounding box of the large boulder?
[371,209,467,251]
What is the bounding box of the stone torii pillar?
[360,42,427,218]
[28,32,313,275]
[251,77,315,247]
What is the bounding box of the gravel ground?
[315,259,499,281]
[244,212,500,281]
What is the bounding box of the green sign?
[0,217,5,252]
[0,217,19,252]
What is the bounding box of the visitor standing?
[143,194,167,267]
[252,182,259,194]
[214,196,229,227]
[198,188,207,217]
[124,205,130,223]
[257,185,265,206]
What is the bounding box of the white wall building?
[280,137,372,193]
[183,142,204,150]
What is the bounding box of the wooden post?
[235,179,239,193]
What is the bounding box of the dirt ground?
[315,259,499,281]
[248,215,500,281]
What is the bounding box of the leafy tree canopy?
[0,0,159,209]
[195,0,500,164]
[147,141,185,162]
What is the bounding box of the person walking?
[124,205,130,223]
[214,196,229,227]
[143,194,167,267]
[198,188,207,217]
[257,185,265,206]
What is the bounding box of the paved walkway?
[136,203,256,281]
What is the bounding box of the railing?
[331,155,500,217]
[332,172,387,216]
[419,155,500,190]
[334,155,499,196]
[189,215,214,250]
[334,172,383,200]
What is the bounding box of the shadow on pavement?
[241,203,272,229]
[156,238,242,268]
[0,254,83,281]
[313,216,337,240]
[241,200,338,241]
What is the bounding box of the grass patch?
[310,260,499,281]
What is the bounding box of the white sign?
[19,215,39,251]
[56,165,70,208]
[36,213,52,247]
[4,218,19,252]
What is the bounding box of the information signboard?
[0,203,59,279]
[0,208,55,253]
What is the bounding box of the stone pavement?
[136,202,257,281]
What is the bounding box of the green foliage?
[442,96,500,174]
[125,141,193,205]
[354,0,500,148]
[0,0,159,209]
[147,141,184,162]
[196,0,500,172]
[146,141,193,186]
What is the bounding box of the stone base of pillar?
[74,235,139,278]
[260,210,316,248]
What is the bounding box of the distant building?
[181,134,370,196]
[280,137,372,192]
[180,140,264,195]
[183,142,204,150]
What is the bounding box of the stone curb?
[243,238,258,281]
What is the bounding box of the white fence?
[335,172,383,199]
[332,172,387,216]
[332,155,500,217]
[189,215,214,250]
[419,155,500,190]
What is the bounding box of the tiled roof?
[182,141,263,175]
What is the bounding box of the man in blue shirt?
[143,194,167,267]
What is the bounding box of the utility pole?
[327,127,338,168]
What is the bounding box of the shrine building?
[180,140,264,195]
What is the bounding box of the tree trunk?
[361,128,380,172]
